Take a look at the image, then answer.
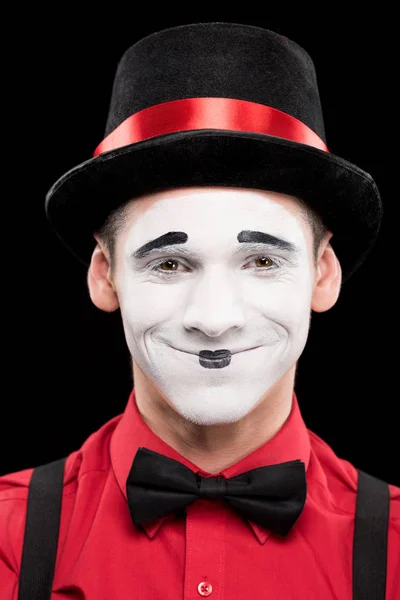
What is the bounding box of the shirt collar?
[110,388,310,544]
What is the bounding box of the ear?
[87,234,120,312]
[311,232,342,313]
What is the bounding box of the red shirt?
[1,389,399,599]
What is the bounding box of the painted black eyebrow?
[131,230,298,260]
[132,232,188,259]
[237,230,297,253]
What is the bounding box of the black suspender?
[17,462,390,599]
[18,458,66,600]
[353,470,390,600]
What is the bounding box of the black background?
[2,12,397,486]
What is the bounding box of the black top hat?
[45,22,382,282]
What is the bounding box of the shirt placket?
[184,499,227,600]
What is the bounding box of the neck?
[132,362,296,474]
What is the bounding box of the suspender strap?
[18,457,67,600]
[353,469,390,600]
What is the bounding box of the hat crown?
[105,22,326,142]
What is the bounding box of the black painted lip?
[200,349,230,358]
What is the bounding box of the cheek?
[117,275,185,328]
[257,277,312,328]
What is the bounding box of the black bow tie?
[126,447,307,536]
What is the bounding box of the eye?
[253,256,274,269]
[156,259,180,272]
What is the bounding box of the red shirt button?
[197,581,213,596]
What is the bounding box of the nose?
[182,268,247,337]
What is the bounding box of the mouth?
[164,344,262,370]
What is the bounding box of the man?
[1,22,398,600]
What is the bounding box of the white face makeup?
[115,188,315,426]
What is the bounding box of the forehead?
[118,188,312,261]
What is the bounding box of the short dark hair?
[96,192,328,273]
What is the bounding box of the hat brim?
[45,129,382,282]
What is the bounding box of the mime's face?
[114,187,315,425]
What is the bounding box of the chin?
[177,408,249,427]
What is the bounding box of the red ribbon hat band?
[93,97,329,157]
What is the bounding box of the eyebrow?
[131,230,299,261]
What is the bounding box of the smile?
[168,345,261,370]
[172,346,260,356]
